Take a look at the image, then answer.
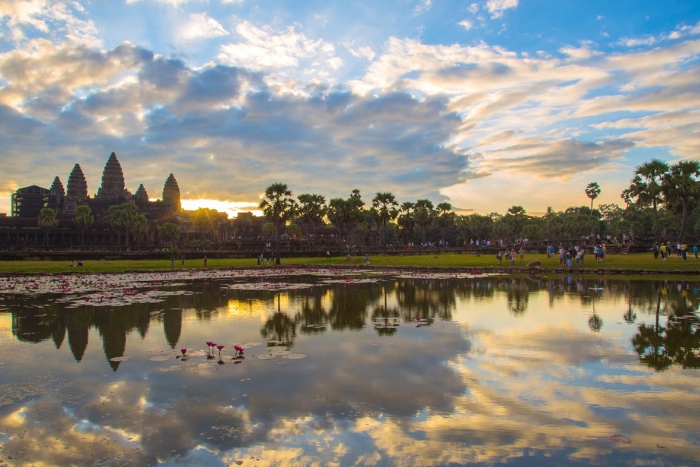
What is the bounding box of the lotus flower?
[233,345,244,356]
[181,348,187,355]
[217,344,224,357]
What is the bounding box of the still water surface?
[1,272,699,466]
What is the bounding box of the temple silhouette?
[11,152,181,220]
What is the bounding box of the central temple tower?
[96,152,130,202]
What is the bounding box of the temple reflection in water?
[8,276,700,372]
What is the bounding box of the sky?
[1,0,699,218]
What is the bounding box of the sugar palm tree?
[414,199,434,244]
[38,207,59,245]
[661,160,700,243]
[628,159,669,240]
[585,182,601,211]
[297,193,327,240]
[371,192,398,248]
[72,205,94,247]
[259,183,295,265]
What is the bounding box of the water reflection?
[1,276,699,466]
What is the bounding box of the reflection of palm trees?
[372,283,401,336]
[587,286,603,332]
[395,280,456,322]
[327,283,376,330]
[623,298,637,324]
[632,293,671,371]
[261,312,297,347]
[297,289,328,334]
[664,297,700,369]
[506,285,529,316]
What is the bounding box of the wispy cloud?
[181,13,229,40]
[218,21,340,71]
[485,0,518,19]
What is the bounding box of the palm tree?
[158,222,180,248]
[371,192,398,248]
[72,205,94,247]
[259,183,295,265]
[661,160,700,243]
[108,203,140,248]
[297,193,327,240]
[38,208,59,245]
[585,182,601,211]
[131,214,149,248]
[629,159,669,240]
[397,202,416,244]
[435,202,454,243]
[414,199,434,244]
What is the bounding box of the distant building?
[11,185,50,218]
[11,152,181,221]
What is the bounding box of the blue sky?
[1,0,699,217]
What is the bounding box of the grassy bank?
[0,252,698,274]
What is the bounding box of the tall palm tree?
[38,208,59,245]
[72,205,94,247]
[372,192,398,248]
[629,159,669,240]
[585,182,601,211]
[414,199,434,244]
[397,201,416,244]
[435,202,454,242]
[661,160,700,243]
[297,193,327,240]
[259,183,294,265]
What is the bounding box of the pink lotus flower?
[181,348,187,355]
[216,344,224,357]
[233,345,244,355]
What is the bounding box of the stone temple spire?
[134,184,149,205]
[66,164,88,202]
[162,174,181,211]
[96,152,128,200]
[50,176,65,197]
[47,176,66,213]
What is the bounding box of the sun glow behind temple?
[179,199,261,218]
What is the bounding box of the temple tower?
[96,152,129,201]
[64,164,88,213]
[134,184,149,206]
[48,176,65,213]
[66,164,88,203]
[162,174,181,212]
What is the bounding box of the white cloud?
[413,0,432,15]
[221,0,244,3]
[458,20,473,31]
[126,0,204,5]
[485,0,518,19]
[467,3,479,14]
[343,42,376,61]
[218,21,340,71]
[0,0,100,46]
[181,13,229,40]
[619,36,656,47]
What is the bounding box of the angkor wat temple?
[11,152,181,221]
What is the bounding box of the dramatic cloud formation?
[0,0,699,215]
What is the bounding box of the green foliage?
[286,222,302,237]
[520,223,543,241]
[38,207,59,244]
[167,245,180,259]
[73,205,94,231]
[262,222,277,237]
[585,182,601,210]
[158,222,180,246]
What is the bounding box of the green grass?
[0,252,698,274]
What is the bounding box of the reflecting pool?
[1,270,699,466]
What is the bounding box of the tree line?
[36,158,700,251]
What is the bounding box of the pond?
[0,268,699,466]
